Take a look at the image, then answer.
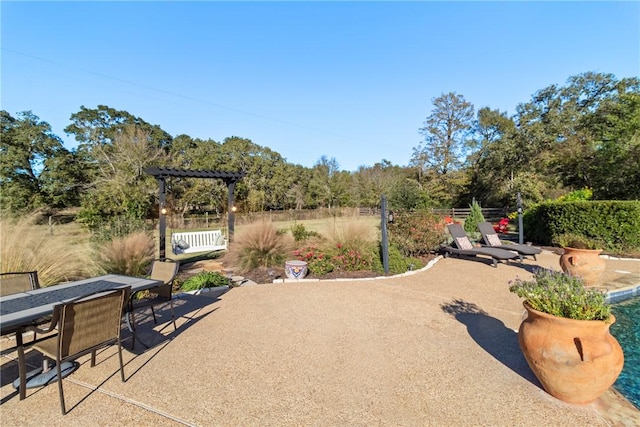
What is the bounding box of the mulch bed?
[239,254,437,285]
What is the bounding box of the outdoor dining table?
[0,274,163,400]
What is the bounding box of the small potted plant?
[553,233,605,286]
[509,268,624,404]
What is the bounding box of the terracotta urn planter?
[518,302,624,404]
[559,247,605,286]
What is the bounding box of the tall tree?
[0,111,81,212]
[588,91,640,199]
[309,156,349,209]
[411,92,474,206]
[66,105,172,150]
[216,136,294,212]
[412,92,475,176]
[76,124,169,228]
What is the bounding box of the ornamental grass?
[0,213,100,286]
[98,231,156,276]
[225,219,295,272]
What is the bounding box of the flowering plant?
[294,246,334,275]
[509,268,611,321]
[332,243,373,271]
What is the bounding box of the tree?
[309,156,349,209]
[412,92,475,176]
[216,136,296,212]
[0,111,80,212]
[350,160,404,208]
[411,93,475,206]
[588,91,640,199]
[461,108,513,205]
[65,105,172,151]
[163,136,227,225]
[76,124,169,228]
[464,72,640,207]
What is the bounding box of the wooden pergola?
[144,167,246,259]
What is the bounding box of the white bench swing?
[171,229,228,255]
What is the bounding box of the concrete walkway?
[1,251,639,426]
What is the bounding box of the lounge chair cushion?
[455,237,474,250]
[486,233,502,246]
[476,221,542,260]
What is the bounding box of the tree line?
[1,71,638,228]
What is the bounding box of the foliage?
[509,268,611,321]
[97,231,155,276]
[181,271,228,292]
[557,187,593,202]
[0,213,99,286]
[412,92,475,176]
[2,72,638,220]
[225,220,295,272]
[89,214,151,243]
[65,104,172,151]
[388,178,432,210]
[463,200,486,235]
[387,209,447,257]
[290,223,320,242]
[385,243,424,275]
[293,245,335,275]
[331,242,374,271]
[523,200,640,252]
[466,73,639,207]
[410,92,475,206]
[293,219,380,273]
[587,91,640,199]
[0,111,84,213]
[76,124,167,226]
[321,220,377,271]
[552,233,602,250]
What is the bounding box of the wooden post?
[159,177,167,260]
[227,180,236,243]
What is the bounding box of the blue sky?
[2,1,639,171]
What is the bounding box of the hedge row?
[522,201,640,252]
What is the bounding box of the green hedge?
[523,201,640,252]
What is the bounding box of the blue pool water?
[611,296,640,409]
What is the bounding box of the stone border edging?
[272,255,443,284]
[175,285,230,298]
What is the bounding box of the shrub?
[225,220,295,272]
[90,215,150,243]
[463,200,485,238]
[384,243,424,275]
[332,242,374,271]
[181,271,228,292]
[294,245,335,275]
[509,268,611,321]
[0,213,99,286]
[523,200,640,252]
[290,223,321,242]
[387,209,447,257]
[321,220,377,271]
[98,231,155,276]
[552,233,602,250]
[557,187,593,202]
